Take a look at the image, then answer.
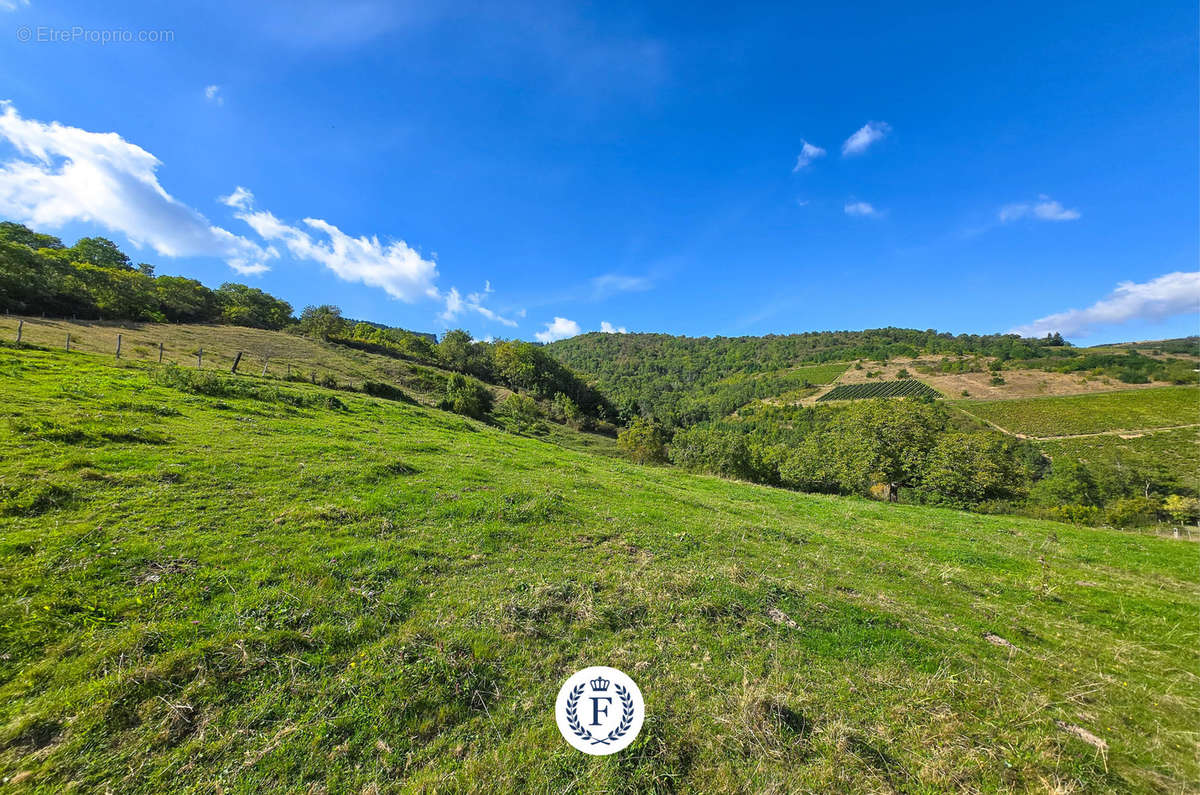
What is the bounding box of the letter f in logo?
[589,696,612,726]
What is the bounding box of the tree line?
[294,304,616,425]
[0,223,293,329]
[545,329,1076,424]
[617,397,1198,527]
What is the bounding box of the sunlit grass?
[0,345,1196,792]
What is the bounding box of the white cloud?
[0,102,276,274]
[599,321,627,333]
[592,272,652,297]
[204,85,223,105]
[844,200,880,217]
[1,0,29,10]
[999,194,1081,223]
[440,282,518,327]
[792,140,826,172]
[841,121,891,156]
[535,316,581,343]
[224,186,440,301]
[220,186,254,210]
[1010,271,1200,338]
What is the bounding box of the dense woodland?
[547,330,1194,423]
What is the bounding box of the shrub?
[618,417,669,464]
[149,365,344,410]
[362,381,413,403]
[439,373,493,419]
[498,393,542,433]
[1105,496,1161,528]
[1163,494,1200,525]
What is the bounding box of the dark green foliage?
[1029,460,1100,507]
[150,365,344,410]
[617,417,669,463]
[321,323,614,425]
[0,221,64,250]
[297,305,351,341]
[1009,349,1197,386]
[0,223,292,328]
[438,373,494,419]
[496,393,544,433]
[214,283,293,329]
[818,380,942,401]
[360,381,413,403]
[546,329,1074,424]
[672,400,1033,506]
[66,237,131,269]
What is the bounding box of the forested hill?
[545,329,1071,421]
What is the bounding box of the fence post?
[158,342,164,363]
[197,348,203,369]
[231,351,243,374]
[65,333,71,351]
[261,356,270,377]
[16,319,22,343]
[115,334,122,359]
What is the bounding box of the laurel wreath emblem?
[564,682,635,745]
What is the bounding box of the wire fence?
[2,314,332,382]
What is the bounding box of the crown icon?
[589,675,610,692]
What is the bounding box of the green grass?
[956,386,1199,437]
[817,380,942,402]
[782,362,850,385]
[1,346,1197,792]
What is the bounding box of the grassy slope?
[0,316,617,460]
[0,315,465,407]
[0,346,1197,793]
[953,386,1200,438]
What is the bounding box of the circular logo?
[555,666,644,755]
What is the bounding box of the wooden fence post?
[261,357,270,377]
[115,334,122,359]
[197,348,203,369]
[15,319,21,343]
[158,342,164,363]
[231,351,243,374]
[65,333,71,351]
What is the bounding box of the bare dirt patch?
[808,356,1165,401]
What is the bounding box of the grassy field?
[955,386,1200,438]
[0,316,459,406]
[784,362,850,385]
[1,344,1197,793]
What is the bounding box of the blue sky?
[1,0,1196,343]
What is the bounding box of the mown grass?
[956,386,1199,437]
[0,346,1197,793]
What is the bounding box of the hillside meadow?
[954,387,1199,438]
[0,344,1197,793]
